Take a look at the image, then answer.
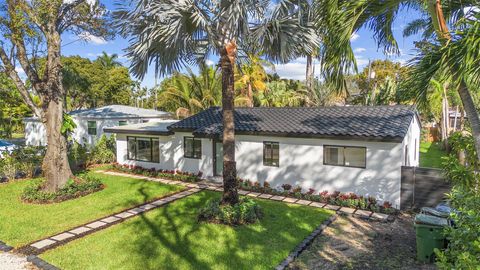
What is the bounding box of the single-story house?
[24,105,173,146]
[106,105,421,208]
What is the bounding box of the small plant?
[292,185,302,193]
[110,163,201,182]
[0,155,17,180]
[198,198,263,225]
[281,184,292,191]
[86,134,116,166]
[306,188,315,195]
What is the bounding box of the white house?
[106,105,421,209]
[24,105,173,146]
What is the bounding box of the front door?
[214,141,223,176]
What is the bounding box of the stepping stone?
[206,186,217,191]
[295,200,312,205]
[86,221,107,229]
[355,209,372,218]
[140,204,156,210]
[159,179,173,184]
[271,195,286,201]
[152,199,167,206]
[324,204,341,211]
[198,184,209,188]
[69,226,91,235]
[51,232,75,241]
[238,190,249,195]
[163,197,176,202]
[189,188,201,192]
[101,216,121,223]
[115,211,135,219]
[282,197,298,203]
[246,192,260,197]
[214,187,223,191]
[258,194,273,199]
[371,212,389,221]
[30,239,56,249]
[338,207,356,214]
[186,183,197,188]
[310,202,326,208]
[128,207,146,214]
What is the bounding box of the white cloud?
[205,59,215,66]
[78,32,107,45]
[272,57,322,81]
[350,33,360,42]
[354,48,366,53]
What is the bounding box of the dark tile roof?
[168,105,418,142]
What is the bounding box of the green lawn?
[41,191,332,270]
[420,141,447,168]
[0,172,184,247]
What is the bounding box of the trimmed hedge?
[21,175,103,203]
[110,163,201,183]
[198,197,263,225]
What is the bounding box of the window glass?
[324,146,366,168]
[136,138,151,161]
[87,121,97,135]
[119,121,127,126]
[184,137,201,159]
[127,137,136,160]
[263,142,279,166]
[126,137,160,163]
[152,138,160,163]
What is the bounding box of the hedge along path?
[99,170,391,222]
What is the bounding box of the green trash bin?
[414,214,449,263]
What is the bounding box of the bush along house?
[105,105,421,209]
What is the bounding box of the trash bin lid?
[415,214,449,227]
[421,207,450,218]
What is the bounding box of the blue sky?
[60,1,423,88]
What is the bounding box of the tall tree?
[95,51,122,68]
[115,0,318,205]
[235,54,272,107]
[315,0,480,161]
[0,0,111,191]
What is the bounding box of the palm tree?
[115,0,318,205]
[96,51,122,68]
[315,0,480,161]
[235,54,273,107]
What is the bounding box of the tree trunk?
[220,42,239,205]
[306,55,313,95]
[247,83,253,107]
[457,80,480,161]
[42,99,73,192]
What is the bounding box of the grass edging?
[27,255,60,270]
[275,214,338,270]
[0,240,13,252]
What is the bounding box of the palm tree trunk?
[220,42,239,205]
[306,55,313,95]
[247,83,253,107]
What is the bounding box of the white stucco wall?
[114,129,423,208]
[402,116,421,167]
[25,117,155,147]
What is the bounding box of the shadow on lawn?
[125,190,324,269]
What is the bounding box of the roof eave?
[103,128,173,136]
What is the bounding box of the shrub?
[281,183,292,191]
[198,198,263,225]
[110,163,201,182]
[21,175,103,203]
[68,141,88,170]
[0,155,17,180]
[87,135,116,166]
[11,146,45,178]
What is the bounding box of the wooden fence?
[400,166,451,210]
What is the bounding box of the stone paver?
[152,199,168,206]
[282,197,298,203]
[271,195,286,201]
[324,204,341,211]
[101,216,121,223]
[355,209,372,218]
[371,212,389,221]
[246,192,261,197]
[69,226,91,235]
[115,211,135,219]
[310,202,326,208]
[85,221,107,229]
[30,239,56,249]
[238,190,249,195]
[51,232,75,241]
[338,207,356,215]
[258,194,273,199]
[140,204,156,210]
[296,200,312,205]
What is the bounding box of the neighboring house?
[106,105,421,208]
[24,105,173,146]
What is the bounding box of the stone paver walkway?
[99,170,391,221]
[21,187,202,255]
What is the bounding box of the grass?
[0,171,184,247]
[419,141,447,168]
[41,191,332,270]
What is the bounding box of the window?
[127,137,159,163]
[87,121,97,135]
[142,120,149,123]
[119,120,127,126]
[324,145,366,168]
[263,142,279,167]
[184,137,202,159]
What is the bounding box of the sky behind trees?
[51,1,421,87]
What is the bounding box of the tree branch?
[0,46,43,118]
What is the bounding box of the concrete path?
[0,252,36,270]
